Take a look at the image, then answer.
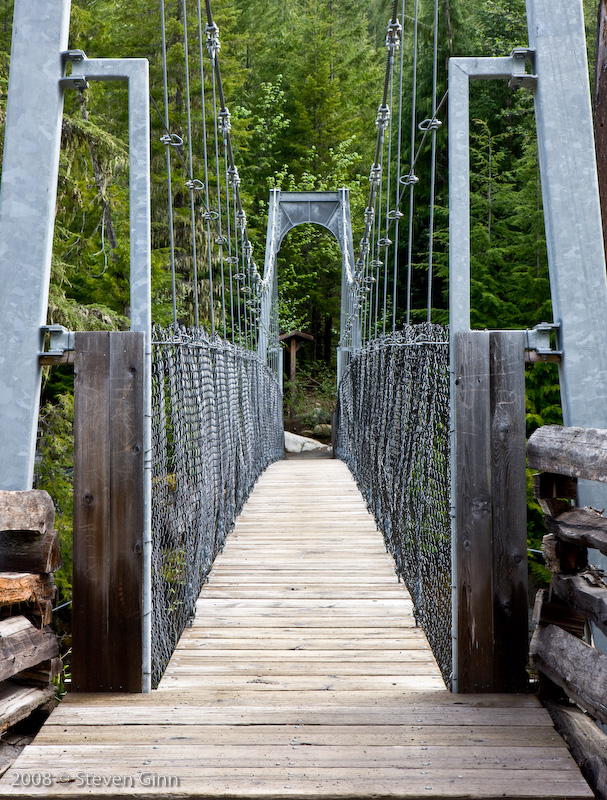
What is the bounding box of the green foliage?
[0,0,597,618]
[34,395,74,611]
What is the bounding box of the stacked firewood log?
[0,491,62,756]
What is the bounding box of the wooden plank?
[549,571,607,637]
[453,331,494,692]
[42,704,558,727]
[545,506,607,557]
[107,332,144,692]
[489,332,528,692]
[527,425,607,482]
[0,743,578,770]
[530,623,607,723]
[72,331,111,693]
[0,530,62,573]
[72,332,144,693]
[0,683,55,733]
[33,722,565,747]
[0,572,55,607]
[13,657,63,687]
[0,617,58,683]
[0,766,593,798]
[0,490,55,535]
[51,689,543,709]
[544,699,607,800]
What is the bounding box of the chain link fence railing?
[150,325,284,687]
[335,323,452,685]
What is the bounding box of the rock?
[313,424,332,439]
[284,431,331,454]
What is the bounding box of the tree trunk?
[323,314,332,366]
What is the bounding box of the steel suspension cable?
[383,45,396,335]
[224,148,235,343]
[349,0,400,353]
[182,0,202,328]
[392,0,406,332]
[405,0,419,324]
[426,0,440,322]
[204,0,275,356]
[208,32,227,338]
[160,0,178,327]
[196,0,215,336]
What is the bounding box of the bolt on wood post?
[453,330,528,692]
[72,332,145,692]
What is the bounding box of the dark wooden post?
[72,331,145,692]
[453,330,528,692]
[279,330,314,419]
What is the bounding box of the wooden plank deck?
[0,458,592,798]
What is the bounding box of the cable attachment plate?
[218,108,231,137]
[525,321,562,362]
[418,117,442,131]
[38,324,74,365]
[399,173,419,186]
[160,133,183,147]
[509,48,537,89]
[61,49,86,68]
[385,18,402,48]
[369,164,382,188]
[236,211,247,233]
[185,179,205,190]
[376,104,391,131]
[228,166,240,187]
[59,75,89,91]
[205,22,221,59]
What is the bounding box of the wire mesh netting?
[335,323,452,685]
[150,325,284,687]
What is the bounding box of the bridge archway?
[259,189,359,382]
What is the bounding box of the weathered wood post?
[72,331,145,692]
[452,330,528,692]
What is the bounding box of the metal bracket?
[509,48,537,89]
[525,321,562,362]
[61,49,86,68]
[59,75,89,91]
[60,50,89,90]
[38,324,74,365]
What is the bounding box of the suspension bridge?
[0,0,606,797]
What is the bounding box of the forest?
[0,0,600,611]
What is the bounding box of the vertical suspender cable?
[196,0,215,336]
[383,45,395,335]
[392,0,406,332]
[182,0,201,328]
[204,0,264,354]
[225,150,235,342]
[426,0,440,322]
[160,0,178,327]
[354,0,399,349]
[209,49,227,338]
[405,0,419,324]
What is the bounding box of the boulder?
[313,423,332,439]
[284,431,331,454]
